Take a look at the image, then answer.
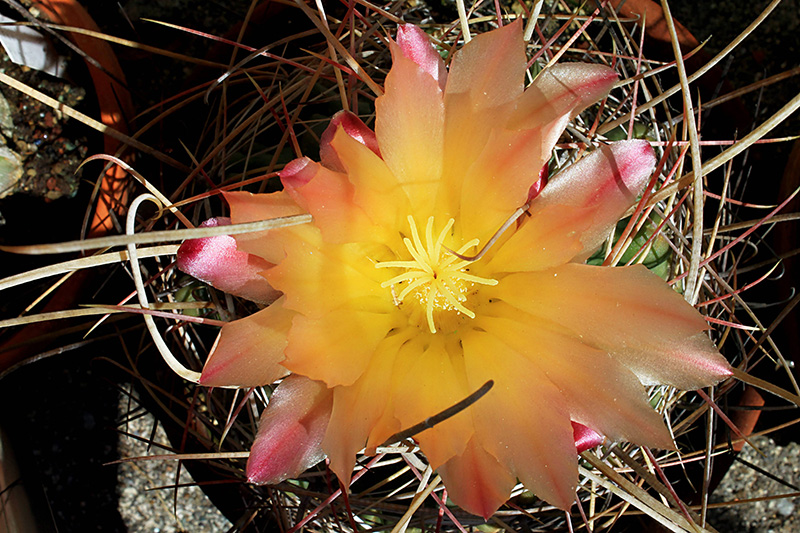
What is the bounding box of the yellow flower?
[179,21,732,517]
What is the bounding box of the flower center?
[376,215,498,334]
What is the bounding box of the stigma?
[376,216,498,333]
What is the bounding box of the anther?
[376,216,498,333]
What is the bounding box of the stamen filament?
[376,260,421,269]
[381,271,426,288]
[403,237,433,274]
[437,280,476,318]
[425,216,436,264]
[377,215,497,334]
[426,293,436,333]
[456,273,499,286]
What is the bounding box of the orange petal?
[330,126,409,232]
[319,111,380,172]
[200,297,293,387]
[441,21,525,216]
[480,315,674,448]
[458,127,552,241]
[462,329,579,510]
[533,141,656,257]
[177,217,279,303]
[437,436,517,520]
[484,203,589,273]
[266,235,394,317]
[390,337,474,468]
[247,375,333,485]
[225,190,304,224]
[322,331,410,484]
[509,63,618,131]
[493,264,732,389]
[283,309,398,387]
[280,156,380,244]
[223,190,310,264]
[375,41,445,215]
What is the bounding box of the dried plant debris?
[0,48,87,200]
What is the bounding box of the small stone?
[0,90,14,136]
[0,145,22,198]
[775,498,795,517]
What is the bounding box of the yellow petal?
[284,309,398,387]
[375,42,445,215]
[458,127,551,241]
[200,297,292,387]
[389,336,474,468]
[462,329,578,510]
[492,264,732,389]
[266,236,394,318]
[322,331,411,484]
[437,436,517,520]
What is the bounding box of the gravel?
[116,393,231,533]
[709,436,800,532]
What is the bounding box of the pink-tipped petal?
[437,437,517,520]
[223,190,310,264]
[510,63,618,131]
[440,21,526,209]
[319,111,380,172]
[479,315,675,449]
[462,329,580,511]
[396,24,447,90]
[322,332,407,485]
[246,375,333,485]
[445,19,525,111]
[494,264,733,390]
[177,217,279,304]
[200,297,293,387]
[279,157,315,209]
[280,156,379,244]
[528,161,549,202]
[376,41,445,214]
[572,422,604,453]
[534,140,657,257]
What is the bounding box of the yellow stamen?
[376,216,498,334]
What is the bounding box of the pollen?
[376,216,498,333]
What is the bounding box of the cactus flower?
[178,21,731,518]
